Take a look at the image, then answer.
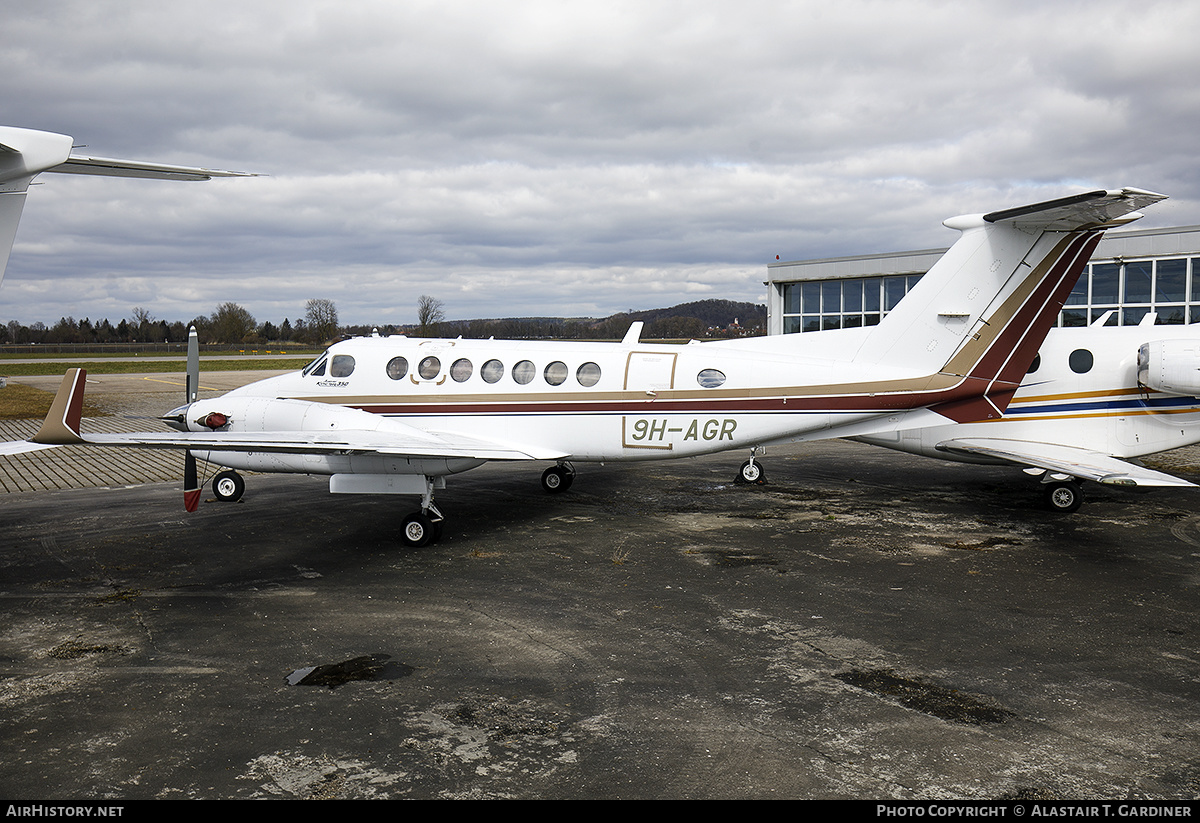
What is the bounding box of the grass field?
[0,382,105,420]
[0,358,306,377]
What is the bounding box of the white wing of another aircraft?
[933,438,1194,487]
[0,125,256,286]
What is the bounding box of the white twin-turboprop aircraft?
[856,319,1200,512]
[0,128,1174,545]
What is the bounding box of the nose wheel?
[735,449,766,485]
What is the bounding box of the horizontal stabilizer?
[981,187,1167,231]
[935,438,1195,487]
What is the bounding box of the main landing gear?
[541,463,576,493]
[399,476,446,548]
[1042,478,1084,513]
[400,507,444,548]
[211,470,245,503]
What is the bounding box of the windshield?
[302,353,328,377]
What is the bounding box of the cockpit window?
[330,354,355,378]
[303,353,328,377]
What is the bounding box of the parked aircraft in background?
[0,125,255,286]
[856,316,1200,511]
[4,187,1168,544]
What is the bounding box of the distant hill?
[626,299,765,329]
[376,298,766,340]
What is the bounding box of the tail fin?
[856,187,1167,421]
[0,125,257,288]
[31,368,87,446]
[0,127,75,286]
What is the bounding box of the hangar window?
[386,356,408,380]
[481,359,504,383]
[577,362,601,387]
[303,354,327,377]
[1069,349,1094,374]
[330,355,356,378]
[697,368,726,388]
[418,356,441,380]
[512,360,536,385]
[544,361,568,386]
[450,358,473,382]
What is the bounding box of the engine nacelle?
[1137,339,1200,396]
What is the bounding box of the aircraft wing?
[47,154,259,181]
[76,428,564,461]
[934,438,1195,487]
[2,427,564,463]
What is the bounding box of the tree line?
[1,298,341,347]
[1,296,765,347]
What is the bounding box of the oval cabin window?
[697,368,726,388]
[481,359,504,383]
[577,362,601,387]
[450,358,473,382]
[544,361,568,386]
[512,360,536,385]
[1068,349,1093,374]
[386,356,408,380]
[418,356,441,379]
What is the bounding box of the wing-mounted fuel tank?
[1137,339,1200,396]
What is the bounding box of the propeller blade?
[184,450,200,512]
[186,325,199,404]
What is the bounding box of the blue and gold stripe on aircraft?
[996,388,1200,422]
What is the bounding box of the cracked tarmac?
[2,439,1200,799]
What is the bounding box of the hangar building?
[765,224,1200,336]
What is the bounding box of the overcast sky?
[2,0,1198,327]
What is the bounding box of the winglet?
[31,368,87,445]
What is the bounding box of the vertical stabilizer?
[854,188,1166,420]
[0,127,75,287]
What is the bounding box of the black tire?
[1044,480,1083,513]
[211,470,245,502]
[401,512,436,547]
[541,465,574,493]
[736,460,765,485]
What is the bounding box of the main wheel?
[1044,480,1083,513]
[401,512,437,547]
[736,460,765,485]
[541,465,574,493]
[211,470,245,502]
